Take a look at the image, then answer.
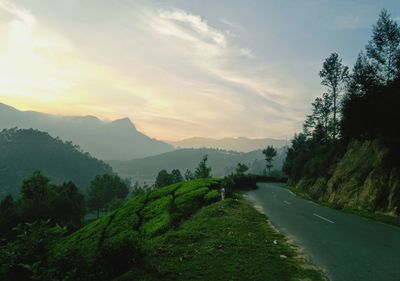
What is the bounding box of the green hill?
[0,128,112,198]
[47,179,324,281]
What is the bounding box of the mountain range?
[167,137,288,152]
[110,147,287,183]
[0,103,173,161]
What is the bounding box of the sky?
[0,0,399,141]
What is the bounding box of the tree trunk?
[333,88,337,141]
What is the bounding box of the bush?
[204,190,220,203]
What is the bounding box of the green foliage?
[235,162,249,176]
[0,220,66,281]
[3,178,324,280]
[48,179,222,280]
[155,169,174,188]
[21,171,51,201]
[319,52,349,140]
[0,172,86,240]
[175,187,209,216]
[366,9,400,84]
[0,128,112,198]
[140,199,325,281]
[204,190,220,203]
[87,173,129,217]
[262,146,277,175]
[155,169,183,188]
[194,155,212,179]
[184,169,194,181]
[284,10,400,220]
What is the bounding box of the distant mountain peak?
[110,117,137,130]
[0,102,17,111]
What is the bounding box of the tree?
[262,146,277,175]
[155,170,174,188]
[366,9,400,84]
[53,181,85,230]
[303,94,332,143]
[319,53,349,140]
[21,171,51,201]
[87,174,129,218]
[347,52,380,97]
[235,163,249,176]
[0,195,14,213]
[194,155,212,179]
[171,169,183,183]
[184,169,194,181]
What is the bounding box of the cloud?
[0,0,36,26]
[0,2,309,140]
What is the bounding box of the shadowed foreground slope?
[49,179,324,281]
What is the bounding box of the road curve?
[245,182,400,281]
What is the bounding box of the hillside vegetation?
[11,179,325,281]
[283,10,400,220]
[0,128,112,198]
[295,140,400,217]
[110,147,287,182]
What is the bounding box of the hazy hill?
[167,137,288,152]
[110,147,287,182]
[0,128,112,198]
[0,102,173,160]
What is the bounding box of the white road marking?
[283,201,291,205]
[313,213,334,224]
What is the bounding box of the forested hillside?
[0,128,112,198]
[283,10,400,217]
[110,147,287,182]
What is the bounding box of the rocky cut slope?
[295,140,400,217]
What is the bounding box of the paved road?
[245,182,400,281]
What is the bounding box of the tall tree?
[235,163,249,176]
[194,155,212,179]
[87,174,129,218]
[366,9,400,84]
[303,94,332,143]
[184,169,194,181]
[262,146,277,175]
[155,170,174,188]
[171,169,183,183]
[319,53,349,140]
[347,52,380,97]
[21,171,51,201]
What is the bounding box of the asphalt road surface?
[245,182,400,281]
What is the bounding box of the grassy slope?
[51,179,324,281]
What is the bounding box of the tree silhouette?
[262,146,277,175]
[195,155,212,179]
[366,9,400,84]
[87,174,129,218]
[319,53,349,140]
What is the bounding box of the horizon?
[1,0,399,141]
[1,101,290,142]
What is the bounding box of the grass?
[139,198,326,281]
[50,179,325,281]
